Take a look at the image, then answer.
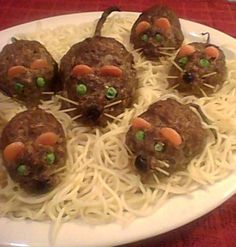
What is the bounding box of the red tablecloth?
[0,1,236,247]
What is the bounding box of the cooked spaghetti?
[0,14,236,236]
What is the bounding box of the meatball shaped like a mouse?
[60,7,137,126]
[0,40,59,106]
[126,99,207,177]
[1,109,66,194]
[168,42,227,97]
[130,5,184,60]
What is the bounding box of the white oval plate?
[0,12,236,247]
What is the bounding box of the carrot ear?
[204,46,219,59]
[35,132,59,146]
[71,64,93,77]
[159,127,182,146]
[8,66,27,78]
[154,18,171,32]
[3,142,25,162]
[178,45,196,57]
[100,65,123,77]
[131,117,152,130]
[135,21,151,35]
[30,59,49,69]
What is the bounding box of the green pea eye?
[15,82,24,93]
[154,142,165,152]
[105,86,117,100]
[135,130,145,141]
[199,58,210,68]
[76,83,87,96]
[178,57,188,68]
[155,34,162,42]
[141,34,149,42]
[45,152,55,165]
[17,164,27,175]
[36,77,46,88]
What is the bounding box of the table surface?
[0,1,236,247]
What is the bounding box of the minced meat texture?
[126,99,207,177]
[168,42,227,97]
[1,109,66,194]
[0,40,59,106]
[130,5,184,60]
[60,36,137,126]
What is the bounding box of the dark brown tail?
[188,103,217,143]
[11,37,18,43]
[201,32,210,43]
[94,6,120,36]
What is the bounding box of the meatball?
[0,40,59,106]
[130,5,184,60]
[60,7,137,126]
[126,99,207,177]
[1,109,66,193]
[168,42,227,97]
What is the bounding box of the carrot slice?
[135,21,151,35]
[178,45,196,57]
[131,117,152,130]
[30,59,49,69]
[160,127,182,146]
[100,65,123,77]
[154,18,171,32]
[3,142,25,162]
[8,66,27,78]
[205,46,219,59]
[35,132,59,146]
[72,64,93,77]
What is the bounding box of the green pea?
[199,58,210,68]
[141,34,149,42]
[155,34,162,42]
[15,82,24,93]
[36,77,46,88]
[154,142,165,152]
[17,164,27,176]
[76,83,87,96]
[178,56,188,68]
[46,152,56,165]
[105,87,117,100]
[135,130,145,141]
